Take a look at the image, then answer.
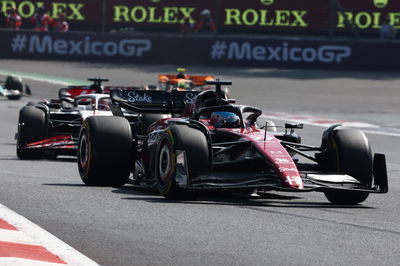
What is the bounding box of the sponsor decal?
[113,5,196,24]
[127,91,152,103]
[0,1,85,20]
[336,11,400,30]
[224,9,308,27]
[210,41,352,64]
[275,158,290,164]
[250,135,275,142]
[285,175,302,186]
[279,167,297,172]
[1,0,397,33]
[10,34,152,57]
[184,92,196,104]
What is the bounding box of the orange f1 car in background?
[158,68,215,91]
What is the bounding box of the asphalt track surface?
[0,59,399,265]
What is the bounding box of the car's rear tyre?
[320,126,373,205]
[5,76,23,92]
[16,106,46,159]
[155,125,209,198]
[78,116,135,186]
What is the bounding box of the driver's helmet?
[177,80,189,91]
[176,68,186,79]
[210,111,241,128]
[176,72,185,79]
[98,98,111,111]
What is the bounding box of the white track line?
[0,258,71,266]
[0,203,99,266]
[261,113,400,138]
[0,70,85,86]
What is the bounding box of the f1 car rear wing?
[58,86,144,99]
[159,74,216,86]
[110,89,201,115]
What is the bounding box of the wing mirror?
[285,123,303,134]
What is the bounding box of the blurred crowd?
[180,9,217,33]
[0,6,397,40]
[0,6,69,32]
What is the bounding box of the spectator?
[380,16,396,40]
[180,16,194,33]
[52,13,69,32]
[195,9,217,33]
[5,7,22,30]
[0,11,5,28]
[31,7,52,31]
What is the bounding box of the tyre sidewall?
[78,116,134,186]
[155,131,176,196]
[323,127,372,204]
[17,106,47,159]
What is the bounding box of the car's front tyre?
[318,126,372,205]
[155,125,209,198]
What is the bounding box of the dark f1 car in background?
[0,75,31,100]
[16,77,141,159]
[77,80,388,205]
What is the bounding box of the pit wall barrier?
[0,30,398,70]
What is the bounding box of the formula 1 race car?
[158,68,215,91]
[0,75,31,100]
[77,80,388,205]
[16,78,140,159]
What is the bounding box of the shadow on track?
[0,156,76,163]
[111,185,373,210]
[43,183,87,187]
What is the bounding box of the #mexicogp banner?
[1,30,400,70]
[0,0,399,33]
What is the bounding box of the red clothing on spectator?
[51,15,69,32]
[31,12,52,31]
[5,12,21,30]
[195,10,217,33]
[54,20,69,32]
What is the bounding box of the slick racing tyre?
[78,116,135,186]
[16,106,46,159]
[155,125,209,199]
[319,126,373,205]
[5,76,23,92]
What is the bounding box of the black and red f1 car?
[16,78,142,159]
[77,80,388,205]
